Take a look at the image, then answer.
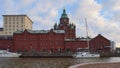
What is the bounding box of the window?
[5,17,7,21]
[21,17,23,22]
[5,21,7,24]
[9,17,11,21]
[9,21,11,24]
[5,25,7,27]
[13,17,15,21]
[17,17,18,20]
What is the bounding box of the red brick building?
[89,34,111,53]
[13,29,65,53]
[0,9,113,53]
[0,36,13,51]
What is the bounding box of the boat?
[73,51,100,58]
[0,50,21,57]
[73,18,100,58]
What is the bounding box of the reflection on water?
[0,57,120,68]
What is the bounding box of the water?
[0,57,120,68]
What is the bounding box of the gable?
[91,34,110,42]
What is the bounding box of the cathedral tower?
[54,9,76,39]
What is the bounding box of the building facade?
[0,9,113,53]
[2,15,33,35]
[0,28,3,35]
[89,34,111,53]
[13,29,65,53]
[0,35,13,51]
[54,9,76,39]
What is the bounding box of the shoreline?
[19,55,73,58]
[69,62,120,68]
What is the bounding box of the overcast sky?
[0,0,120,47]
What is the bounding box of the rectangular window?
[17,16,18,20]
[5,21,7,24]
[9,17,11,21]
[21,17,23,22]
[5,25,7,27]
[9,21,11,24]
[13,17,15,21]
[5,17,7,21]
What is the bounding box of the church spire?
[61,9,68,18]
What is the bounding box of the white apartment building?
[2,15,33,35]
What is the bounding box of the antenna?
[85,18,89,50]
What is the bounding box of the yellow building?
[2,15,33,35]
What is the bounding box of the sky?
[0,0,120,47]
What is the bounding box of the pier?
[19,52,73,58]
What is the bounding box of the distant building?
[54,9,76,39]
[0,35,13,51]
[110,41,116,52]
[2,15,33,35]
[0,9,114,53]
[90,34,111,53]
[116,48,120,53]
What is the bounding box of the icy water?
[0,57,120,68]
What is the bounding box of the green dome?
[61,9,68,18]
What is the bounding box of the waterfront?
[0,57,120,68]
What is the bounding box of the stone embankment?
[69,62,120,68]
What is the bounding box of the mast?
[85,18,89,50]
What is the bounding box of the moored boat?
[73,52,100,58]
[0,50,21,57]
[73,18,100,58]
